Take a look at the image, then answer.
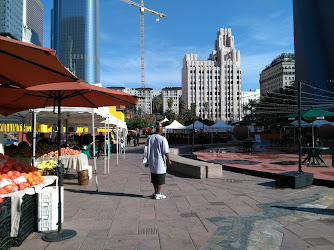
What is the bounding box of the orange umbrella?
[0,82,137,116]
[0,36,79,88]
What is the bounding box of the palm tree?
[153,96,162,114]
[167,97,174,109]
[180,100,186,114]
[204,102,209,119]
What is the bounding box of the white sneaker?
[154,193,166,200]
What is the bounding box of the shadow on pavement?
[272,205,334,216]
[65,188,144,198]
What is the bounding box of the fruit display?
[40,147,80,157]
[0,154,45,201]
[36,160,58,175]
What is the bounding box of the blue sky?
[40,0,294,91]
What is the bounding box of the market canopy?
[232,119,265,126]
[312,120,334,128]
[0,36,79,88]
[0,107,126,128]
[206,120,233,132]
[164,120,188,130]
[284,108,334,122]
[290,120,311,127]
[187,120,210,130]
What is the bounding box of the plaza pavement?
[16,140,334,250]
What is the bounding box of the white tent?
[159,117,169,125]
[205,120,233,132]
[164,120,188,130]
[187,120,210,130]
[291,120,310,127]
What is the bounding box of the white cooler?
[37,186,64,232]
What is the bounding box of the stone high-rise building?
[182,28,242,122]
[259,53,295,96]
[162,87,182,114]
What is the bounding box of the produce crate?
[0,198,11,250]
[11,194,37,247]
[37,186,63,232]
[0,197,11,222]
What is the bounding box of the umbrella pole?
[92,110,98,191]
[104,118,107,174]
[31,110,36,167]
[107,119,110,174]
[116,121,119,166]
[298,80,303,172]
[42,92,77,242]
[312,121,314,148]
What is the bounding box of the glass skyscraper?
[0,0,24,40]
[52,0,100,84]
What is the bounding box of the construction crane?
[120,0,166,88]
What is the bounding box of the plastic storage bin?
[0,198,11,250]
[11,194,37,247]
[37,186,63,232]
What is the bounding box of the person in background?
[127,133,132,146]
[133,130,138,147]
[144,125,171,200]
[96,132,104,156]
[136,131,140,146]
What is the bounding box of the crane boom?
[120,0,166,89]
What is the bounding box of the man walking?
[145,125,171,200]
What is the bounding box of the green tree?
[164,109,176,121]
[167,97,174,109]
[126,116,149,129]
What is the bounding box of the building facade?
[0,0,43,45]
[162,87,182,114]
[259,53,295,96]
[52,0,100,84]
[241,89,260,117]
[0,0,24,40]
[26,0,43,46]
[182,28,242,122]
[107,87,157,114]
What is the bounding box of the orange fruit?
[4,184,13,192]
[6,171,13,178]
[19,183,26,190]
[0,188,7,194]
[31,181,37,186]
[40,177,44,182]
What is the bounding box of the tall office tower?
[182,28,242,122]
[52,0,100,84]
[293,0,334,111]
[0,0,24,40]
[26,0,43,46]
[259,53,295,96]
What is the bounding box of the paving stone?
[304,237,334,246]
[104,234,160,249]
